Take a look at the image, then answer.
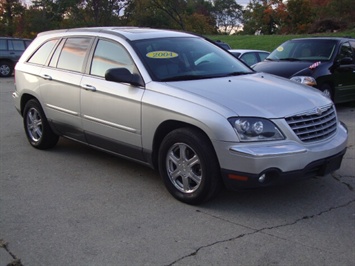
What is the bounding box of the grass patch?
[206,29,355,51]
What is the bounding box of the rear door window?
[56,37,92,72]
[11,40,26,51]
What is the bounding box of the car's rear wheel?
[0,61,12,77]
[23,99,59,149]
[158,128,222,204]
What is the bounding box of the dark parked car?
[253,37,355,103]
[214,40,231,50]
[0,37,32,77]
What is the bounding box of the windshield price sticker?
[146,51,178,59]
[277,46,284,52]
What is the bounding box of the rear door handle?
[81,84,96,91]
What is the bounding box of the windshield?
[133,37,252,81]
[267,39,337,62]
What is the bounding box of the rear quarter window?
[25,40,32,48]
[11,40,26,51]
[28,39,58,65]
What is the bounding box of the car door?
[80,38,145,160]
[39,37,93,141]
[332,42,355,102]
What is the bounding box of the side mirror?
[105,68,144,87]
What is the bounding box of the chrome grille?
[285,105,337,142]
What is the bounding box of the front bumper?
[214,122,348,189]
[221,148,346,190]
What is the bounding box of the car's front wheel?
[320,84,333,101]
[23,99,59,149]
[158,128,222,204]
[0,61,13,77]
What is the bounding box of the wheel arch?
[20,93,38,116]
[150,120,219,170]
[0,58,14,66]
[317,80,335,100]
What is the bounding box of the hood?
[165,73,331,118]
[253,60,315,78]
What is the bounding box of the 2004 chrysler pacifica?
[13,27,348,204]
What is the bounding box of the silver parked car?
[229,49,270,66]
[13,27,348,204]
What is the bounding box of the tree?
[243,0,306,35]
[0,0,25,36]
[285,0,314,33]
[124,0,173,28]
[212,0,243,34]
[124,0,216,34]
[242,0,269,34]
[81,0,127,26]
[310,0,355,25]
[2,0,354,38]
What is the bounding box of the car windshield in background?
[267,40,338,62]
[133,37,252,81]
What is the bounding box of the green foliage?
[284,0,315,34]
[0,0,25,36]
[207,29,355,51]
[113,0,217,33]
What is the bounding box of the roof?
[37,27,195,41]
[0,37,32,41]
[290,36,354,42]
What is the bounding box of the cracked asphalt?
[1,77,354,266]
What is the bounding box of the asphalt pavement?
[1,77,354,266]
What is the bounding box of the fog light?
[258,174,266,183]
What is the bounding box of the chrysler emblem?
[315,107,323,115]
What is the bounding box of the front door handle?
[81,84,96,91]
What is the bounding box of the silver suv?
[0,37,32,77]
[13,27,348,204]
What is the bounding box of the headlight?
[228,117,284,142]
[290,76,317,86]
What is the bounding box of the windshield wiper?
[279,58,301,61]
[160,72,252,81]
[224,71,253,77]
[160,75,210,82]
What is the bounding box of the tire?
[320,84,333,101]
[158,128,222,205]
[23,99,59,149]
[0,61,13,77]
